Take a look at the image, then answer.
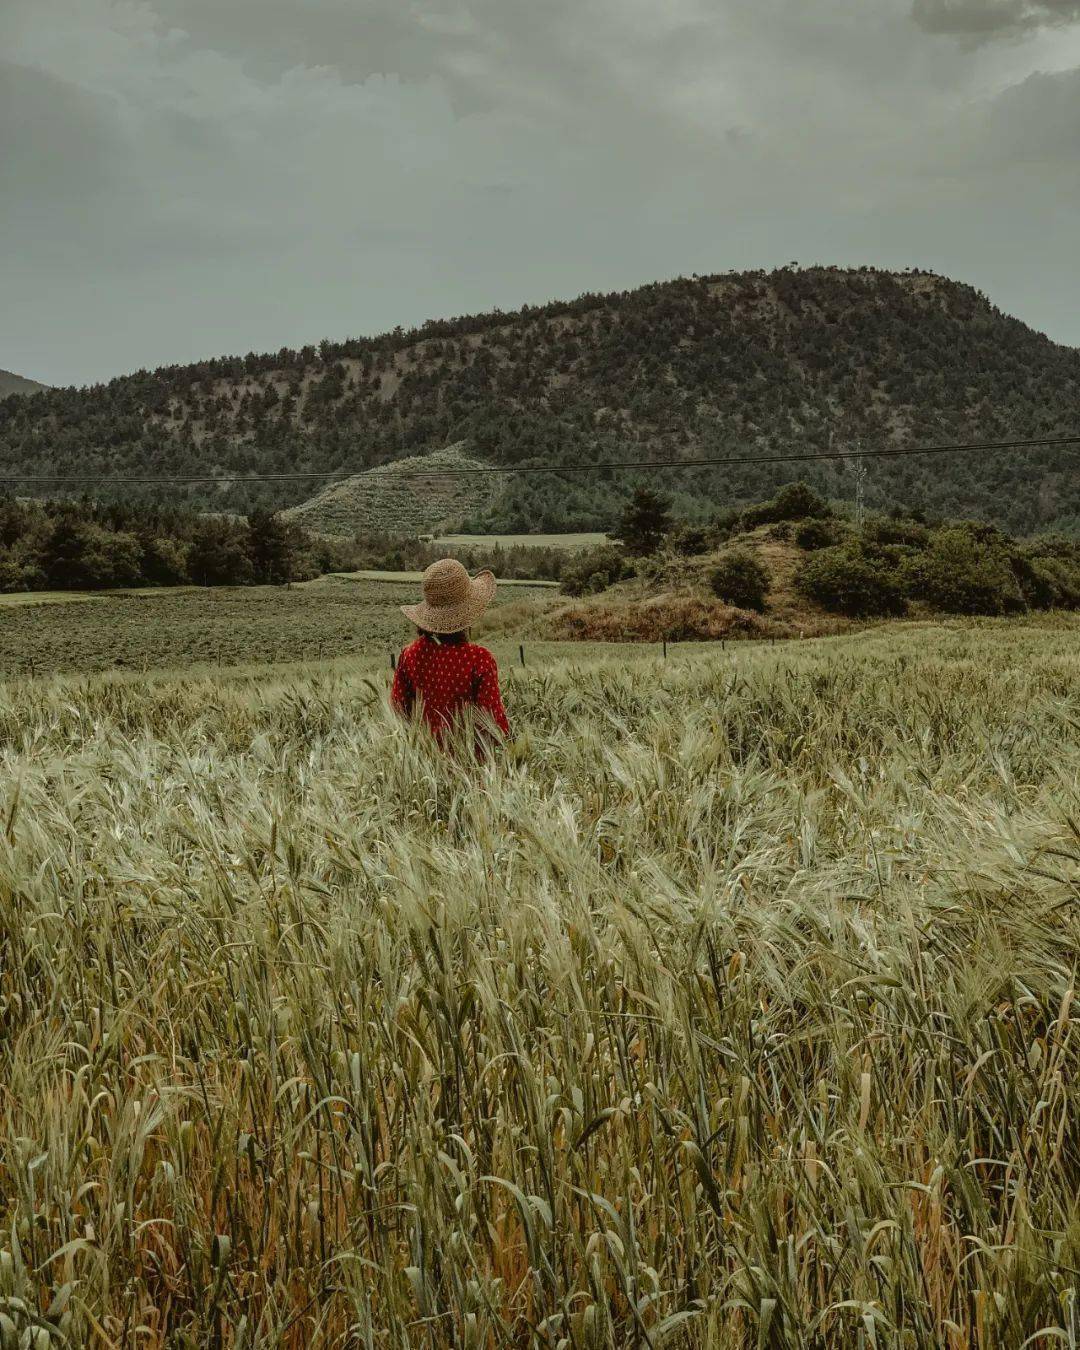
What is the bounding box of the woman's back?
[391,634,509,744]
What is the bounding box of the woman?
[391,558,510,750]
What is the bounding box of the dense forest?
[2,266,1079,534]
[0,496,567,593]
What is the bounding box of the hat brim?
[400,569,496,634]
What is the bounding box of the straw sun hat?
[401,558,496,634]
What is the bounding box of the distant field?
[336,569,559,587]
[435,532,607,551]
[0,576,555,677]
[0,584,205,609]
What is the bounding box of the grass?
[0,576,555,677]
[1,618,1079,1345]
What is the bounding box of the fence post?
[662,636,667,660]
[519,644,525,668]
[390,651,397,671]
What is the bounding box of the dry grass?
[549,593,768,642]
[1,619,1080,1344]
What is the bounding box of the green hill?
[283,443,505,537]
[0,369,48,399]
[2,267,1079,534]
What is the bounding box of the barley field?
[1,620,1079,1346]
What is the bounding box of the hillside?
[549,529,849,644]
[2,267,1079,534]
[284,443,505,537]
[0,369,48,399]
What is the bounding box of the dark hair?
[417,628,468,645]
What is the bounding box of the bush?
[794,517,848,551]
[1024,533,1080,563]
[709,548,770,612]
[670,524,712,557]
[742,481,832,530]
[861,516,931,551]
[1015,536,1080,609]
[0,546,44,593]
[902,526,1025,615]
[1012,555,1077,609]
[710,508,741,543]
[796,546,906,617]
[560,544,635,597]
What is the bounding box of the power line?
[0,432,1077,487]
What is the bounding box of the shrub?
[1015,536,1080,609]
[0,546,44,593]
[794,517,848,551]
[709,548,770,612]
[742,481,832,530]
[796,546,906,617]
[670,524,712,557]
[560,544,635,596]
[1025,533,1080,563]
[861,516,930,551]
[903,526,1026,615]
[711,508,741,543]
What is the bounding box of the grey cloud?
[2,0,1080,386]
[913,0,1080,35]
[0,61,146,268]
[972,64,1080,160]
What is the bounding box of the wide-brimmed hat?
[401,558,496,633]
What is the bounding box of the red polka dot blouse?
[390,636,510,748]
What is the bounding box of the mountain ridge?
[0,369,49,400]
[2,266,1078,534]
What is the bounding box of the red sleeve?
[474,651,509,738]
[390,648,414,717]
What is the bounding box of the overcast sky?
[2,0,1079,387]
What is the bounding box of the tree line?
[0,497,571,593]
[0,498,360,592]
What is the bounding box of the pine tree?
[615,488,672,556]
[246,510,296,584]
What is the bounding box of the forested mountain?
[0,369,48,399]
[2,267,1078,535]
